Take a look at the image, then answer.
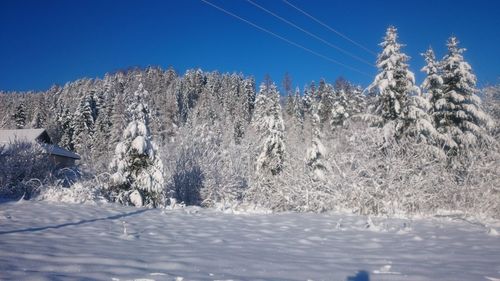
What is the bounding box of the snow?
[129,190,144,207]
[132,136,147,154]
[1,200,499,281]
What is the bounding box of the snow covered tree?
[92,88,114,171]
[109,83,165,207]
[30,95,47,129]
[367,26,415,124]
[285,91,295,117]
[421,48,444,115]
[58,109,75,150]
[302,85,314,116]
[367,26,438,144]
[180,69,205,123]
[434,36,493,148]
[72,93,97,154]
[253,80,286,177]
[483,85,500,137]
[330,88,350,128]
[242,77,256,122]
[317,80,335,129]
[402,90,444,146]
[306,102,328,181]
[13,102,26,129]
[110,94,127,147]
[420,47,457,148]
[283,73,294,116]
[334,78,366,118]
[293,87,303,124]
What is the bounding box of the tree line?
[1,26,499,217]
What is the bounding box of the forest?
[1,27,499,218]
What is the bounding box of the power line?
[246,0,375,67]
[200,0,371,77]
[282,0,377,56]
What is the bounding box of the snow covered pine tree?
[13,102,26,129]
[434,36,493,149]
[109,83,165,207]
[421,47,458,149]
[367,26,439,145]
[305,102,328,181]
[253,79,286,177]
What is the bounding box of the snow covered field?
[0,200,499,281]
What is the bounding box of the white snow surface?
[1,200,499,281]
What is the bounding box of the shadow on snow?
[0,208,151,235]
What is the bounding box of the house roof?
[0,129,80,160]
[0,128,48,144]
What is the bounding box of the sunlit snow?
[1,200,499,281]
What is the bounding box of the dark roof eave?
[40,144,81,160]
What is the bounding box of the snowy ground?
[0,200,499,281]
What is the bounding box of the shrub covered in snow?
[0,141,57,199]
[163,122,249,207]
[38,180,105,204]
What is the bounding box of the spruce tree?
[367,26,438,143]
[306,102,328,181]
[421,47,444,117]
[317,80,335,129]
[435,36,492,148]
[367,26,415,124]
[31,95,47,129]
[253,80,286,177]
[72,94,97,154]
[13,102,26,129]
[293,87,303,125]
[109,83,165,207]
[242,77,256,122]
[330,88,350,128]
[421,47,457,148]
[58,109,75,151]
[302,85,314,116]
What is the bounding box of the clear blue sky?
[1,0,499,92]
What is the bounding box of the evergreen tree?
[435,36,492,148]
[306,102,328,181]
[242,77,256,122]
[110,88,128,147]
[421,47,457,148]
[402,89,444,146]
[332,78,367,127]
[92,86,114,170]
[293,87,303,124]
[72,93,97,154]
[367,26,437,143]
[330,88,350,128]
[109,83,165,207]
[367,26,415,124]
[58,109,75,150]
[285,91,295,117]
[13,102,26,129]
[283,73,294,116]
[483,85,500,137]
[421,47,444,117]
[317,80,335,128]
[302,85,314,116]
[253,81,286,177]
